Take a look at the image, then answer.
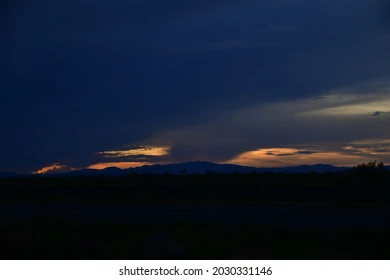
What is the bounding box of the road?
[1,202,390,230]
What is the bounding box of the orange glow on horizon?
[222,148,375,168]
[34,163,75,174]
[87,162,151,170]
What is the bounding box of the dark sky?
[2,0,390,173]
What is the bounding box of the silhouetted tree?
[354,161,384,171]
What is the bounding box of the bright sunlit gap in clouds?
[297,90,390,117]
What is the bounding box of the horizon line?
[2,160,387,175]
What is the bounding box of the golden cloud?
[87,161,151,170]
[223,148,374,167]
[96,145,170,158]
[34,163,74,174]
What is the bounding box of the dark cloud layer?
[372,111,390,116]
[1,0,390,171]
[266,150,320,156]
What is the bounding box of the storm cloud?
[1,0,390,172]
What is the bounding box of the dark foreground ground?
[1,202,390,259]
[1,172,390,259]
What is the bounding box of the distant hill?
[1,161,381,178]
[124,162,351,175]
[0,171,19,178]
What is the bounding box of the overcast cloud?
[1,0,390,172]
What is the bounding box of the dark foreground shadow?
[1,218,389,260]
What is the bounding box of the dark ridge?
[0,161,362,178]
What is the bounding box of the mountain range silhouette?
[1,161,389,178]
